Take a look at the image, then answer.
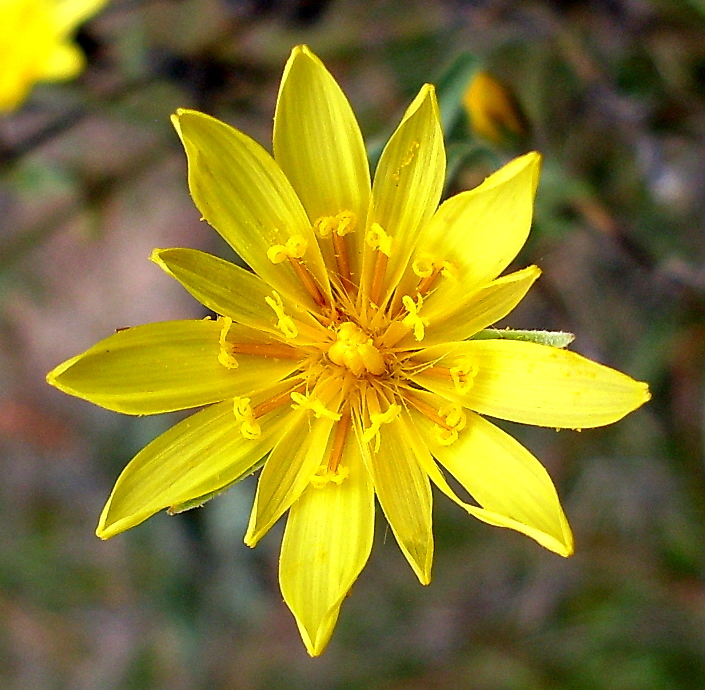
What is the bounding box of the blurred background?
[1,0,705,687]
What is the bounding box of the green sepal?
[473,328,575,348]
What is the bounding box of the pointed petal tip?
[149,248,170,272]
[95,525,110,540]
[296,619,335,657]
[95,512,119,540]
[301,629,329,657]
[45,353,79,389]
[284,44,318,74]
[243,532,259,549]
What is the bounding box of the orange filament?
[402,392,454,431]
[420,365,454,380]
[327,411,351,474]
[290,257,327,308]
[370,251,388,307]
[229,343,303,359]
[332,232,354,295]
[252,382,307,418]
[415,264,443,297]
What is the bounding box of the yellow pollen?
[265,291,298,339]
[217,317,238,369]
[233,397,261,439]
[412,256,435,278]
[401,294,428,341]
[440,260,458,280]
[315,211,356,238]
[315,211,356,294]
[391,140,420,180]
[310,465,350,488]
[290,391,342,420]
[365,222,392,257]
[327,322,386,377]
[434,404,466,446]
[315,216,335,238]
[267,234,308,264]
[362,403,401,452]
[450,359,478,394]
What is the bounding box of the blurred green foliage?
[1,0,705,688]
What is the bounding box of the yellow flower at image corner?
[0,0,107,112]
[46,45,650,656]
[464,69,526,144]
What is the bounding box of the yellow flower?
[47,45,650,656]
[463,70,526,144]
[0,0,107,112]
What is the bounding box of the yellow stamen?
[401,294,428,341]
[412,256,435,278]
[232,397,260,439]
[291,391,342,420]
[364,221,392,308]
[366,222,392,256]
[434,404,467,445]
[362,396,400,452]
[217,317,238,369]
[267,235,308,264]
[416,264,443,297]
[450,359,478,394]
[315,212,357,296]
[265,291,298,340]
[310,464,349,488]
[267,235,326,307]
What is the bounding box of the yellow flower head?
[463,69,526,144]
[47,45,650,656]
[0,0,107,112]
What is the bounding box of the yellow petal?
[404,403,573,556]
[39,41,84,80]
[152,247,320,335]
[360,416,433,584]
[245,407,338,546]
[172,109,330,308]
[415,339,651,429]
[280,434,374,656]
[0,0,51,111]
[411,152,540,300]
[274,45,371,282]
[97,399,291,538]
[46,320,302,414]
[463,71,526,144]
[402,265,541,348]
[54,0,107,32]
[362,84,445,303]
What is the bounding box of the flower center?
[327,321,386,377]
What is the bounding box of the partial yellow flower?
[0,0,107,112]
[47,45,650,656]
[463,70,526,144]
